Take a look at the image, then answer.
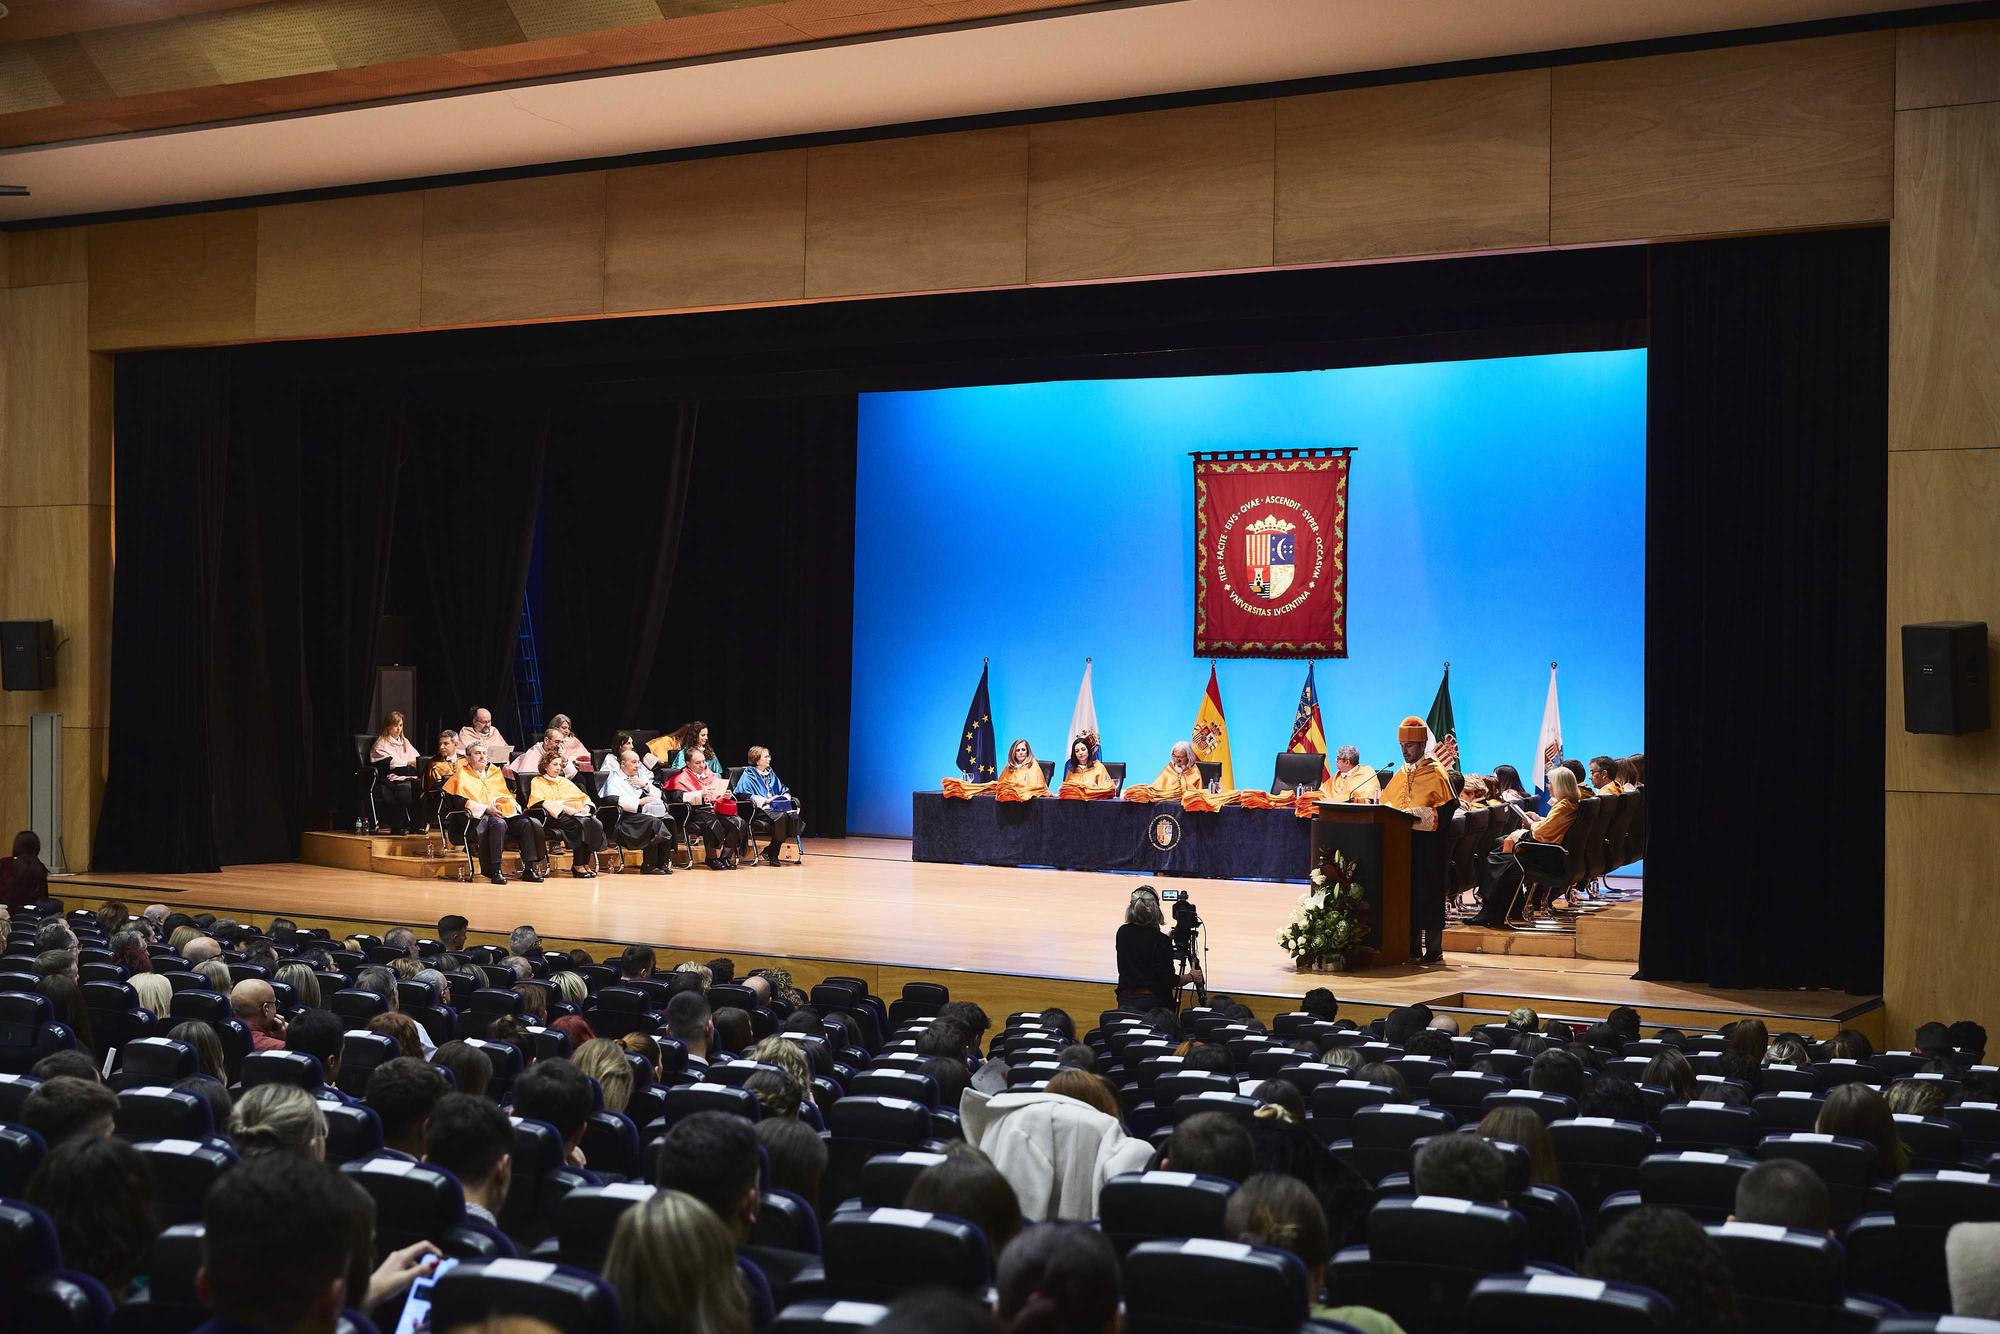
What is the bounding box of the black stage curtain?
[636,397,858,836]
[1639,228,1888,994]
[536,399,697,741]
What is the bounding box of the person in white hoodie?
[959,1085,1153,1221]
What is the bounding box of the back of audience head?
[1403,1028,1453,1060]
[1413,1133,1506,1204]
[1644,1048,1697,1103]
[23,1075,116,1149]
[906,1143,1024,1261]
[604,1188,751,1334]
[1042,1068,1121,1121]
[1947,1019,1987,1061]
[40,973,94,1053]
[1580,1075,1646,1123]
[1225,1173,1332,1305]
[573,1037,634,1114]
[366,1056,447,1157]
[1765,1035,1812,1066]
[712,1006,753,1056]
[652,1112,759,1243]
[996,1221,1121,1334]
[1180,1042,1231,1075]
[229,1083,327,1160]
[1605,1005,1642,1041]
[922,1055,971,1109]
[1528,1047,1584,1100]
[1584,1205,1743,1334]
[938,1000,991,1050]
[744,1067,803,1120]
[367,1009,425,1059]
[1476,1104,1559,1187]
[426,1093,514,1218]
[1829,1028,1873,1061]
[1250,1078,1306,1123]
[1886,1077,1947,1119]
[755,1116,828,1204]
[431,1039,492,1099]
[30,1048,100,1083]
[26,1134,157,1299]
[1164,1111,1255,1183]
[1355,1062,1406,1101]
[879,1292,998,1334]
[199,1151,370,1333]
[1320,1045,1362,1071]
[1732,1157,1831,1235]
[916,1019,973,1060]
[1384,1005,1431,1046]
[666,989,714,1052]
[512,1058,594,1153]
[1817,1082,1908,1178]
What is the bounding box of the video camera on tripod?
[1160,888,1208,1005]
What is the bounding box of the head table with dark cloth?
[910,793,1313,881]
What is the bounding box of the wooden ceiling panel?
[187,6,340,84]
[0,47,61,115]
[308,0,461,68]
[0,0,286,44]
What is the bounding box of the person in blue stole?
[734,745,802,866]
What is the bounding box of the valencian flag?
[1190,663,1234,789]
[956,661,996,780]
[1426,664,1459,771]
[1286,662,1330,781]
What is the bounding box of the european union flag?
[957,662,997,779]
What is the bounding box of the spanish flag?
[1190,663,1234,790]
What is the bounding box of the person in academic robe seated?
[1588,756,1623,795]
[368,710,424,835]
[944,739,1050,800]
[530,747,608,878]
[1469,765,1582,929]
[1058,736,1116,800]
[1491,764,1531,806]
[1381,715,1455,963]
[459,706,511,765]
[1325,745,1382,803]
[669,746,747,870]
[426,731,461,793]
[650,720,710,779]
[445,741,545,886]
[510,726,579,779]
[604,750,675,875]
[734,746,803,866]
[548,714,594,772]
[1560,758,1593,798]
[1460,774,1495,806]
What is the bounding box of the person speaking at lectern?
[1380,715,1454,964]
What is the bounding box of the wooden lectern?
[1312,802,1419,962]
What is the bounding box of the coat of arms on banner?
[1243,515,1296,600]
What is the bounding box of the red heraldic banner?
[1193,450,1351,658]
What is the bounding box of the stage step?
[1441,897,1641,963]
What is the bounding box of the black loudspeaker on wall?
[1902,621,1990,736]
[0,620,56,692]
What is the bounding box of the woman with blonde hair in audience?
[1765,1036,1812,1067]
[194,958,231,994]
[168,925,200,953]
[229,1083,327,1161]
[574,1038,634,1115]
[744,1067,804,1120]
[129,972,173,1020]
[275,962,321,1012]
[623,1032,664,1084]
[604,1189,751,1334]
[1045,1069,1122,1123]
[1477,1103,1561,1187]
[1886,1078,1948,1120]
[169,1019,228,1085]
[749,1036,816,1104]
[367,1011,425,1060]
[512,982,549,1025]
[552,970,588,1008]
[367,709,424,835]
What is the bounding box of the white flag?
[1534,663,1563,796]
[1064,660,1100,766]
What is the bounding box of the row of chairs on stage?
[1447,788,1649,914]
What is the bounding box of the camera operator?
[1116,886,1204,1012]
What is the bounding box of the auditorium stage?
[53,838,1885,1044]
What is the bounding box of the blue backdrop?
[847,351,1646,837]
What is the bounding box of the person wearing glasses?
[230,979,288,1052]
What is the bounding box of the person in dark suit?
[1115,885,1202,1012]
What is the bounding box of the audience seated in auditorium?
[906,1143,1025,1263]
[1817,1082,1909,1177]
[367,1057,448,1161]
[513,1058,596,1170]
[757,1117,828,1204]
[1411,1134,1505,1205]
[25,1135,157,1301]
[230,1083,328,1160]
[604,1188,752,1334]
[1476,1104,1560,1187]
[654,1111,816,1295]
[426,1092,514,1228]
[1227,1172,1403,1334]
[1584,1206,1743,1334]
[994,1223,1121,1334]
[23,1076,116,1150]
[1731,1157,1831,1235]
[231,978,288,1052]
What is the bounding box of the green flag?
[1426,664,1459,771]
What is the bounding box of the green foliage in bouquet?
[1277,849,1372,971]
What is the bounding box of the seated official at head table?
[603,749,676,875]
[458,706,511,765]
[1058,735,1114,800]
[942,738,1050,801]
[1320,745,1381,804]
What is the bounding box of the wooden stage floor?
[54,837,1885,1042]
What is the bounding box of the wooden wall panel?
[1885,449,2000,795]
[7,227,88,288]
[0,503,112,731]
[1551,32,1894,244]
[420,172,607,326]
[2,281,102,507]
[0,726,23,859]
[1897,19,2000,111]
[256,193,424,338]
[1029,101,1274,282]
[1886,791,2000,1042]
[1890,102,2000,453]
[805,128,1027,298]
[88,209,258,349]
[1275,70,1549,264]
[604,151,805,313]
